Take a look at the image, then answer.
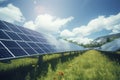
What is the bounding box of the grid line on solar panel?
[17,33,31,41]
[27,35,39,42]
[17,42,38,55]
[4,31,23,40]
[0,21,12,31]
[44,44,54,52]
[1,40,29,56]
[0,41,14,59]
[27,42,45,54]
[36,43,50,53]
[3,21,23,33]
[16,26,32,35]
[43,44,55,53]
[36,37,48,43]
[25,29,44,38]
[0,30,10,40]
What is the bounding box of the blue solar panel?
[1,40,28,56]
[17,42,38,55]
[3,21,23,33]
[28,42,45,54]
[5,31,22,40]
[0,42,13,59]
[0,20,82,60]
[18,34,31,41]
[28,36,39,42]
[17,26,31,35]
[36,43,50,53]
[0,30,10,39]
[0,21,11,31]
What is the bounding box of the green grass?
[0,58,38,71]
[37,50,120,80]
[0,50,120,80]
[0,53,63,71]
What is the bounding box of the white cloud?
[60,29,74,37]
[24,14,74,33]
[68,37,93,44]
[45,34,84,51]
[0,4,25,23]
[24,21,36,30]
[60,12,120,44]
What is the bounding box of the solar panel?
[0,21,11,31]
[28,35,39,42]
[3,21,23,33]
[18,33,31,41]
[27,42,45,54]
[1,40,28,56]
[0,20,82,60]
[0,42,13,58]
[5,31,22,40]
[0,30,10,39]
[17,42,38,55]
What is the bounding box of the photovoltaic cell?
[0,21,11,31]
[36,43,50,53]
[3,21,23,33]
[45,44,56,52]
[37,37,48,43]
[28,43,45,53]
[17,42,38,55]
[5,31,22,40]
[1,40,28,56]
[17,26,31,35]
[0,42,13,58]
[18,34,31,41]
[0,30,10,39]
[28,36,39,42]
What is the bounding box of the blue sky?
[0,0,120,44]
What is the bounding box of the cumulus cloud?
[45,34,84,51]
[68,37,93,44]
[60,29,75,37]
[61,13,120,37]
[24,14,74,33]
[24,21,36,30]
[60,12,120,44]
[0,4,25,23]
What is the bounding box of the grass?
[0,53,63,71]
[0,58,38,71]
[0,50,120,80]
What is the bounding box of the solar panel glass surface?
[1,40,28,56]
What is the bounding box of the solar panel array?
[0,20,83,60]
[0,20,57,60]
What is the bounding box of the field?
[0,50,120,80]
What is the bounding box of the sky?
[0,0,120,44]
